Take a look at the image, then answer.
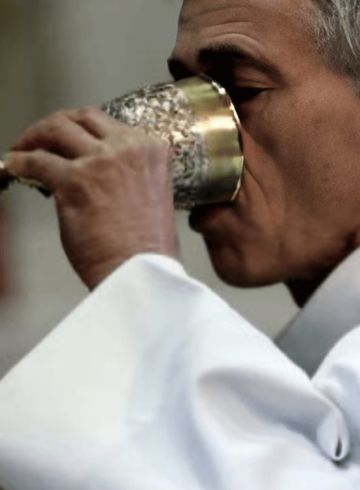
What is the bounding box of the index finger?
[4,150,69,193]
[11,112,102,159]
[67,107,123,139]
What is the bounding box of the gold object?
[178,75,243,206]
[0,76,244,209]
[103,75,244,209]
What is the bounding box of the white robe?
[0,251,359,489]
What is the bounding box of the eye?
[227,86,264,105]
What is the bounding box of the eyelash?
[227,86,264,105]
[204,70,264,105]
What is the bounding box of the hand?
[6,107,176,289]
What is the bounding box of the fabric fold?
[0,254,354,489]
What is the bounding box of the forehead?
[179,0,311,27]
[179,0,313,51]
[174,0,318,76]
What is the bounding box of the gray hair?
[312,0,360,83]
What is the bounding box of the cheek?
[238,95,330,210]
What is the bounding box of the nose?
[167,58,194,82]
[189,202,233,232]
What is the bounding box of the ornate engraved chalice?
[0,75,244,210]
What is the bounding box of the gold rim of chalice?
[174,74,244,206]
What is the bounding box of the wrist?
[84,249,177,291]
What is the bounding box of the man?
[0,0,358,488]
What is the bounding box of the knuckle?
[69,159,87,180]
[74,127,169,172]
[56,163,89,205]
[139,129,168,149]
[26,151,41,168]
[151,138,169,157]
[97,143,117,163]
[93,155,119,176]
[121,144,148,169]
[49,110,67,123]
[104,134,168,169]
[77,106,99,122]
[19,150,43,175]
[139,136,169,165]
[73,158,107,184]
[47,111,67,133]
[84,148,123,176]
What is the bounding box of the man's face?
[170,0,360,288]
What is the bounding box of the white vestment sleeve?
[0,254,354,490]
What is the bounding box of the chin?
[206,245,271,288]
[210,259,269,288]
[204,239,291,288]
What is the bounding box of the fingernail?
[0,154,15,192]
[3,153,18,177]
[3,153,13,170]
[0,155,7,170]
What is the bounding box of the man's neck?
[285,270,332,307]
[286,231,360,307]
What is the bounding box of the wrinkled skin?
[169,0,360,304]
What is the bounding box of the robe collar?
[276,248,360,376]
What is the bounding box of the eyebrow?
[198,43,283,81]
[168,42,283,83]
